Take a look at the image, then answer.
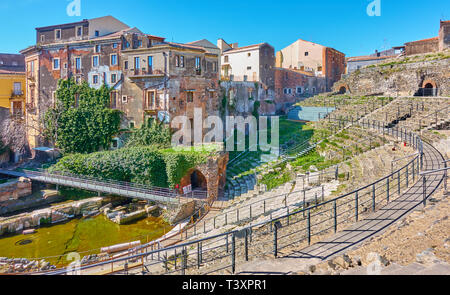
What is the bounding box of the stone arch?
[189,169,207,190]
[422,79,437,89]
[420,79,438,96]
[336,83,349,94]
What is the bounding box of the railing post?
[273,223,278,258]
[264,200,266,214]
[398,171,401,195]
[237,209,239,222]
[181,247,187,275]
[333,200,337,233]
[387,178,390,203]
[250,205,252,219]
[372,184,376,212]
[355,192,359,222]
[231,233,236,274]
[412,160,416,182]
[197,242,201,269]
[423,176,427,207]
[406,166,409,188]
[307,209,311,245]
[244,229,249,261]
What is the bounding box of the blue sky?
[0,0,448,56]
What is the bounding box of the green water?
[0,215,172,266]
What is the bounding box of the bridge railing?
[22,169,180,202]
[39,117,436,276]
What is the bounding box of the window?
[111,74,117,84]
[124,61,129,70]
[129,121,135,129]
[224,56,229,63]
[243,75,248,81]
[112,43,118,49]
[110,54,117,66]
[75,57,81,70]
[317,66,322,72]
[195,57,201,74]
[176,55,180,67]
[13,82,22,95]
[93,75,99,84]
[304,52,309,56]
[92,55,99,67]
[247,66,252,70]
[94,45,101,53]
[53,58,60,70]
[95,30,100,37]
[213,62,218,72]
[187,92,194,103]
[55,29,61,40]
[134,57,140,69]
[138,40,142,47]
[296,87,303,94]
[76,26,83,38]
[122,95,128,103]
[283,88,292,95]
[40,35,45,43]
[180,56,185,68]
[248,53,251,57]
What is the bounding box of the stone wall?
[405,38,439,56]
[334,55,450,97]
[0,178,32,203]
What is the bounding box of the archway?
[190,170,207,190]
[421,80,437,97]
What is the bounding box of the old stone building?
[276,39,345,92]
[0,54,26,116]
[274,67,326,113]
[20,16,140,151]
[439,20,450,51]
[405,20,450,56]
[119,38,221,132]
[218,40,275,100]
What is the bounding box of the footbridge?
[0,169,206,204]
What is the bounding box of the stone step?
[382,263,426,275]
[414,263,450,275]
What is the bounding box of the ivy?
[43,78,122,154]
[49,146,210,188]
[126,119,172,148]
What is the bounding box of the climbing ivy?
[43,78,121,154]
[49,146,210,188]
[126,119,172,148]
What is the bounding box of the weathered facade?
[274,67,326,113]
[276,39,346,91]
[219,40,275,101]
[20,16,139,151]
[120,40,220,130]
[404,20,450,56]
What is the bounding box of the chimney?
[231,43,239,49]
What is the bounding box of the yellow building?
[0,69,26,117]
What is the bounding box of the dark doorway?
[423,83,436,96]
[338,86,347,94]
[190,170,207,190]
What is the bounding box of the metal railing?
[14,169,195,204]
[39,117,430,275]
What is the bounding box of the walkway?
[0,169,203,204]
[236,141,446,275]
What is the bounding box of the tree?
[43,78,121,154]
[0,138,7,154]
[126,119,173,148]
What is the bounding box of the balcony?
[128,68,164,79]
[11,91,24,98]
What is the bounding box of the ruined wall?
[323,47,346,91]
[274,68,327,113]
[405,38,439,56]
[0,178,32,203]
[334,56,450,97]
[439,21,450,51]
